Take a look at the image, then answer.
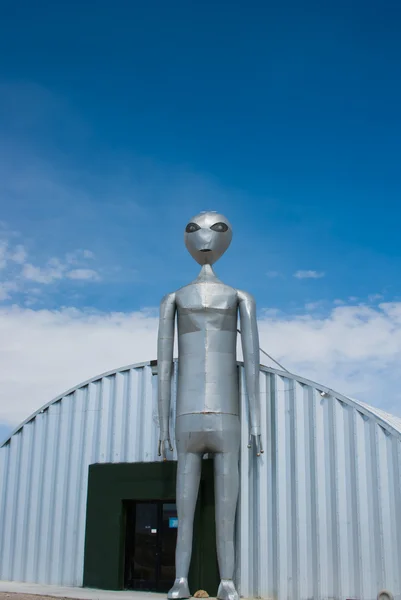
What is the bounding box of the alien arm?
[157,292,176,441]
[238,290,261,436]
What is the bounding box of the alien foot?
[167,577,191,599]
[217,579,239,600]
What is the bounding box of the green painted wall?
[83,460,219,595]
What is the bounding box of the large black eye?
[210,222,228,232]
[185,222,201,233]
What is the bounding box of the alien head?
[184,211,233,265]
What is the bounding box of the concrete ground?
[0,582,165,600]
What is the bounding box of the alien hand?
[247,431,264,457]
[158,437,174,461]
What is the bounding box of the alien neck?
[195,263,221,283]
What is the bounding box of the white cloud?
[22,261,65,284]
[304,301,324,311]
[2,302,401,431]
[368,293,383,302]
[0,281,18,301]
[294,270,325,279]
[9,244,27,265]
[21,262,100,284]
[257,302,401,416]
[65,249,96,265]
[66,268,100,281]
[0,242,8,269]
[0,230,101,300]
[0,228,28,271]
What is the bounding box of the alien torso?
[175,269,240,418]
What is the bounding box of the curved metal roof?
[2,359,401,597]
[2,359,401,447]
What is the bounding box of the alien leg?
[168,451,202,599]
[214,450,240,600]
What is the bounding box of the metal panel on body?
[0,361,401,600]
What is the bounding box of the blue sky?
[1,0,401,438]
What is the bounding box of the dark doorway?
[83,461,219,595]
[124,501,178,592]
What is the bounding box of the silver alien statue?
[157,212,262,600]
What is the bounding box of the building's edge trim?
[2,359,401,448]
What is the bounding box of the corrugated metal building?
[1,360,401,600]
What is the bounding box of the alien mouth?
[200,249,212,252]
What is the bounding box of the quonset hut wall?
[1,361,401,600]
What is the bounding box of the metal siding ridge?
[62,386,87,585]
[46,402,63,584]
[334,399,349,596]
[2,434,22,580]
[269,371,279,600]
[287,377,300,600]
[127,368,139,462]
[23,418,40,583]
[92,380,104,463]
[392,438,401,596]
[31,413,48,583]
[355,411,373,599]
[12,420,34,582]
[74,384,98,586]
[265,373,275,600]
[104,375,115,464]
[388,435,400,592]
[370,421,386,591]
[115,372,127,462]
[135,367,145,461]
[256,370,270,598]
[307,385,320,600]
[10,431,24,581]
[143,365,156,461]
[348,407,362,598]
[294,381,309,600]
[36,404,57,583]
[121,371,131,463]
[325,395,338,597]
[377,427,395,588]
[274,375,289,600]
[0,444,9,577]
[52,396,75,584]
[314,389,329,599]
[113,373,124,463]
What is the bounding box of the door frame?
[124,499,178,592]
[83,460,219,594]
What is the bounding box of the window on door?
[124,501,178,592]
